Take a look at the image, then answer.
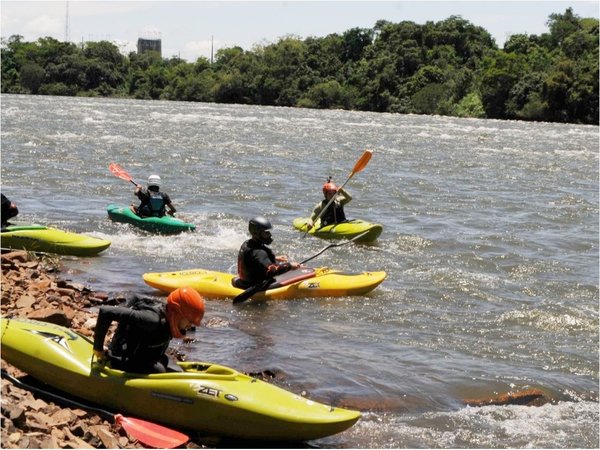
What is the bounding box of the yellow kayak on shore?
[143,266,386,299]
[1,224,110,256]
[1,317,360,441]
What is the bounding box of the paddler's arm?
[164,193,176,216]
[253,249,298,280]
[93,306,160,358]
[134,186,148,201]
[337,187,352,205]
[307,201,324,230]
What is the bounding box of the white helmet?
[148,174,161,187]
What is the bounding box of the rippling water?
[1,94,598,448]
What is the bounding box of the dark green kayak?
[107,204,196,234]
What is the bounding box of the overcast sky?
[1,1,598,62]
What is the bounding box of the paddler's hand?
[306,220,313,230]
[93,349,106,364]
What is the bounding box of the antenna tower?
[64,1,70,42]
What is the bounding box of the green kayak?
[293,217,382,243]
[107,204,196,234]
[0,224,111,256]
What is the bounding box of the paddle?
[1,369,189,449]
[109,163,139,187]
[303,149,373,238]
[232,230,370,304]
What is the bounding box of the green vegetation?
[2,9,597,124]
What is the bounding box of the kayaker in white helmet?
[93,286,204,373]
[131,174,176,218]
[233,216,300,289]
[306,177,352,230]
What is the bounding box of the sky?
[1,1,598,62]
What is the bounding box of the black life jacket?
[320,199,346,226]
[140,190,167,217]
[237,238,276,286]
[108,296,171,372]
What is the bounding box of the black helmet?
[249,216,273,243]
[249,216,272,236]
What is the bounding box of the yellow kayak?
[293,218,383,242]
[143,266,386,299]
[1,224,110,256]
[1,317,360,441]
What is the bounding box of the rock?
[26,308,71,327]
[4,405,26,428]
[15,294,36,310]
[19,397,48,411]
[463,388,550,407]
[49,408,78,427]
[94,425,120,449]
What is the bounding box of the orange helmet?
[322,182,337,196]
[166,287,205,338]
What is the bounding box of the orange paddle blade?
[116,414,189,449]
[109,163,133,182]
[350,149,373,176]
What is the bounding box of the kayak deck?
[143,266,386,299]
[0,317,360,441]
[107,204,196,234]
[293,218,382,242]
[0,224,111,256]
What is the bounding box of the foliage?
[1,8,597,124]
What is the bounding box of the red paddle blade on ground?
[115,414,189,448]
[109,163,134,183]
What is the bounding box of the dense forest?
[1,8,598,124]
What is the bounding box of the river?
[1,94,598,448]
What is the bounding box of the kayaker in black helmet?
[131,174,176,218]
[93,286,204,373]
[306,177,352,230]
[1,193,19,229]
[234,216,300,289]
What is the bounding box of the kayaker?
[306,178,352,230]
[131,174,176,218]
[1,193,19,229]
[233,216,300,289]
[93,286,204,373]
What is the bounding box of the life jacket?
[236,238,277,286]
[320,199,346,227]
[108,296,171,372]
[139,190,166,217]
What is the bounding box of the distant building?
[137,38,161,57]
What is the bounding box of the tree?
[20,62,45,94]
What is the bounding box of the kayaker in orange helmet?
[93,286,204,373]
[306,177,352,230]
[131,174,176,218]
[233,216,300,289]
